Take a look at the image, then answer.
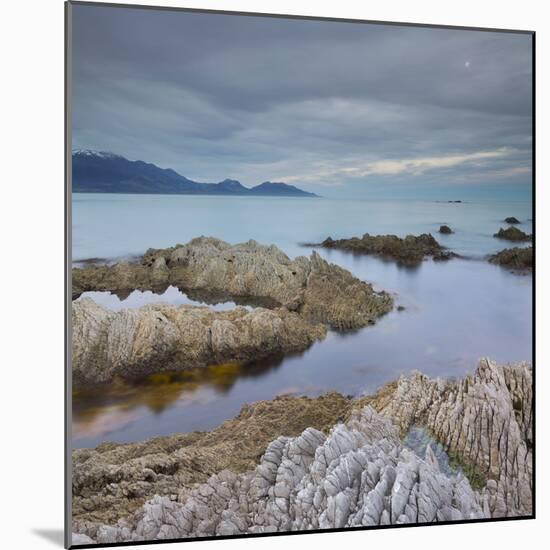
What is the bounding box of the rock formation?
[72,359,532,543]
[72,298,326,386]
[493,227,532,242]
[439,225,453,234]
[72,238,393,330]
[314,233,456,266]
[72,393,351,524]
[504,217,521,224]
[361,358,532,517]
[488,247,533,271]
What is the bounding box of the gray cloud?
[71,4,533,196]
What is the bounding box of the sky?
[71,4,533,199]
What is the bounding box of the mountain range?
[72,150,318,197]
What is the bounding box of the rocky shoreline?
[73,237,393,331]
[72,298,327,386]
[72,358,532,544]
[72,238,396,385]
[309,233,457,266]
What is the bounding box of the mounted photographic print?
[65,1,535,547]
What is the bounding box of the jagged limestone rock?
[72,406,486,543]
[72,359,532,543]
[71,392,351,524]
[364,358,532,517]
[72,298,326,386]
[72,237,393,330]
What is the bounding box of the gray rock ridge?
[72,237,393,330]
[72,298,326,386]
[72,360,532,543]
[72,407,486,544]
[366,358,532,518]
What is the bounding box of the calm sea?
[72,194,532,447]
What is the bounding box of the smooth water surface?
[72,194,532,448]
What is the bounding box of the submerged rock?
[317,233,456,266]
[504,217,521,224]
[72,237,393,330]
[439,225,453,234]
[72,359,532,542]
[72,298,326,386]
[488,247,533,271]
[493,227,532,242]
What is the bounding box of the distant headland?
[72,150,318,197]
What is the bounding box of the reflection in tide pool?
[75,285,253,312]
[72,359,288,446]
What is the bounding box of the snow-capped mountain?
[71,150,318,197]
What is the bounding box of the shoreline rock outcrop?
[73,237,393,331]
[72,298,326,386]
[439,225,453,234]
[493,227,532,242]
[361,358,532,518]
[312,233,457,266]
[72,359,532,543]
[488,247,533,272]
[504,217,521,224]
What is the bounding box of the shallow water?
[75,286,253,312]
[71,194,532,448]
[73,194,532,262]
[403,426,461,477]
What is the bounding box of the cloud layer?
[71,5,533,196]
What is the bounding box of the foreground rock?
[361,358,532,517]
[72,359,532,542]
[488,247,533,272]
[504,217,521,224]
[72,393,351,524]
[73,298,326,386]
[315,233,456,266]
[493,227,532,242]
[73,237,393,330]
[439,225,453,234]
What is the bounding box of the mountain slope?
[72,150,317,197]
[249,181,317,197]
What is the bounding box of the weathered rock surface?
[73,237,393,330]
[72,298,326,386]
[72,393,351,524]
[73,406,486,544]
[488,247,533,272]
[72,359,532,543]
[362,358,532,518]
[315,233,457,265]
[504,217,521,224]
[439,225,453,234]
[493,227,532,242]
